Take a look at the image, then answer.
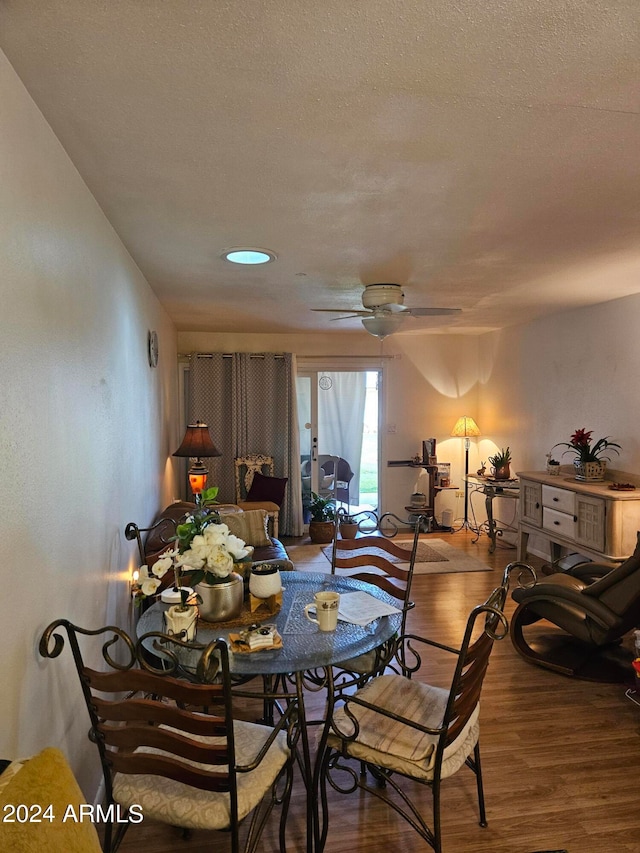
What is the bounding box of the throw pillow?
[0,748,102,852]
[246,472,288,507]
[224,509,271,547]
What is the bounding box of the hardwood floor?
[116,531,640,853]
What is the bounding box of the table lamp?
[173,420,221,497]
[450,416,481,529]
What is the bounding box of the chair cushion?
[224,509,272,547]
[113,720,289,830]
[327,674,479,782]
[0,748,102,852]
[246,472,288,506]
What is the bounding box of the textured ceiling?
[1,1,639,336]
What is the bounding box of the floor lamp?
[450,416,481,530]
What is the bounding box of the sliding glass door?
[297,368,380,518]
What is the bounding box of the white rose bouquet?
[179,522,251,586]
[134,487,251,605]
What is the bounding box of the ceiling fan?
[312,284,462,339]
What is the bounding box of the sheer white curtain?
[188,352,303,536]
[318,372,367,503]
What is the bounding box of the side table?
[464,476,520,553]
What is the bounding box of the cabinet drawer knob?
[535,502,540,509]
[553,496,559,502]
[553,520,560,526]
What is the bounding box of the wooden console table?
[517,470,640,565]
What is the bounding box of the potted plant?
[308,491,336,544]
[338,509,359,539]
[552,428,621,481]
[488,447,512,480]
[545,452,561,475]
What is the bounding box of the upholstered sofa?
[138,501,291,570]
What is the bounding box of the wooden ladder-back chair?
[328,519,421,683]
[317,564,523,853]
[39,621,296,853]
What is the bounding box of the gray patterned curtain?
[188,352,303,536]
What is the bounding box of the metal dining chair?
[328,518,421,686]
[317,568,517,853]
[39,621,297,853]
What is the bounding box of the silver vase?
[196,572,244,622]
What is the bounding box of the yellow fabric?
[0,747,102,853]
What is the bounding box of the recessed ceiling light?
[222,247,277,265]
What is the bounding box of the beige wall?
[0,52,179,792]
[478,293,640,476]
[477,293,640,553]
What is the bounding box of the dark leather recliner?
[511,532,640,681]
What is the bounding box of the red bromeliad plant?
[553,428,621,463]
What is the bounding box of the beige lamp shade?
[450,416,481,438]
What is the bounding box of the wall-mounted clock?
[148,330,159,367]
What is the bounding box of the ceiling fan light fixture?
[222,247,277,265]
[362,314,405,339]
[361,283,405,309]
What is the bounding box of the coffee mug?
[304,591,340,632]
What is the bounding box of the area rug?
[311,538,491,575]
[326,540,447,564]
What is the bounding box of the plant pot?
[195,572,244,622]
[249,563,282,599]
[574,459,606,481]
[309,520,335,544]
[491,464,511,480]
[339,522,359,539]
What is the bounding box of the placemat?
[197,599,281,630]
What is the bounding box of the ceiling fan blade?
[329,313,367,321]
[311,308,369,315]
[408,307,462,316]
[376,302,410,314]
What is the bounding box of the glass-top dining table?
[136,570,402,852]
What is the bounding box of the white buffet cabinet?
[517,470,640,565]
